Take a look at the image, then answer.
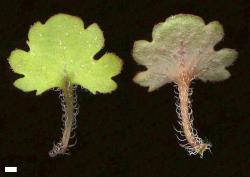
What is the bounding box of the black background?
[0,0,249,176]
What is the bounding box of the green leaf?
[133,14,238,91]
[9,13,122,95]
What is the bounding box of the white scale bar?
[5,167,17,172]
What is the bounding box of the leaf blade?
[9,13,122,95]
